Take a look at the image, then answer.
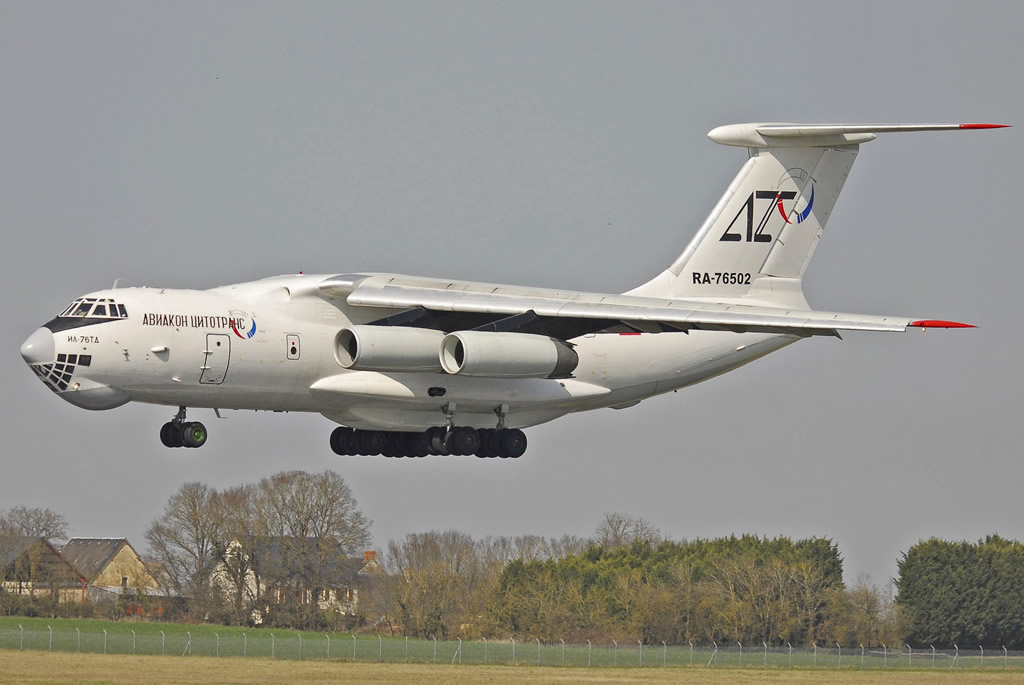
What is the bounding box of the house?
[0,536,86,601]
[211,538,381,621]
[60,538,161,603]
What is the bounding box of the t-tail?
[628,123,1008,308]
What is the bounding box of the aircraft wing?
[320,275,971,338]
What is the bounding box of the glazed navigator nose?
[20,327,55,364]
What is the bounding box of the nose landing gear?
[159,407,208,448]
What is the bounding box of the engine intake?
[439,331,578,379]
[336,326,444,372]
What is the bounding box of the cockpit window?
[59,298,129,319]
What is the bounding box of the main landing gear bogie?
[329,426,528,459]
[159,407,208,449]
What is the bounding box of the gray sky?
[3,1,1021,587]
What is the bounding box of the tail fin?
[628,123,1007,306]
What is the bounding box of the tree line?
[3,476,1024,647]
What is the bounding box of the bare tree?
[256,471,372,629]
[0,506,68,541]
[595,513,661,550]
[145,482,224,616]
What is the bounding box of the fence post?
[104,629,108,655]
[708,641,718,667]
[48,625,52,652]
[76,627,81,653]
[639,640,643,667]
[813,642,817,668]
[882,643,887,668]
[242,632,246,658]
[951,644,958,670]
[1004,646,1008,669]
[536,637,540,667]
[270,632,274,659]
[664,641,668,668]
[133,629,137,656]
[738,641,742,668]
[837,642,841,669]
[587,639,591,668]
[689,641,693,666]
[405,635,408,663]
[860,643,864,669]
[19,624,23,651]
[185,631,191,657]
[432,636,437,664]
[161,630,165,656]
[931,645,935,668]
[453,637,461,665]
[787,642,792,669]
[326,633,329,660]
[511,638,515,666]
[980,645,984,668]
[763,641,767,669]
[352,634,356,662]
[907,644,912,667]
[378,634,382,663]
[298,633,301,661]
[215,633,219,658]
[483,637,487,665]
[561,639,565,666]
[613,639,617,667]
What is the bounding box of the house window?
[122,577,128,588]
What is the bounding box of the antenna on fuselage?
[112,278,125,289]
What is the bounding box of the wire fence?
[2,626,1023,670]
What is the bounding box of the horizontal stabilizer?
[709,122,1009,148]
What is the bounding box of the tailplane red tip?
[910,320,976,329]
[959,123,1010,129]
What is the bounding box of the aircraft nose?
[20,327,55,364]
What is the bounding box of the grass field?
[4,651,1024,685]
[3,616,1024,681]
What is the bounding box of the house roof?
[60,538,131,581]
[1,535,47,568]
[1,536,85,584]
[231,537,365,587]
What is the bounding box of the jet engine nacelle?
[336,325,444,372]
[439,331,578,379]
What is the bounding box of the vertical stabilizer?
[628,122,1007,307]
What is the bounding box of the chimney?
[363,550,377,563]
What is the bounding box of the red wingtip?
[910,320,976,329]
[959,123,1010,129]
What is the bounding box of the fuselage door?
[200,334,231,384]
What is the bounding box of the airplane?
[19,122,1005,458]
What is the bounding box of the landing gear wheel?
[410,431,432,457]
[498,428,527,458]
[160,422,180,448]
[358,430,386,456]
[447,427,480,456]
[475,429,497,458]
[427,427,449,455]
[330,427,354,456]
[181,421,208,448]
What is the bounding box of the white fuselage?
[23,274,797,431]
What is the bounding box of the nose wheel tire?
[160,420,207,448]
[181,422,208,448]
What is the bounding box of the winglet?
[909,320,976,329]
